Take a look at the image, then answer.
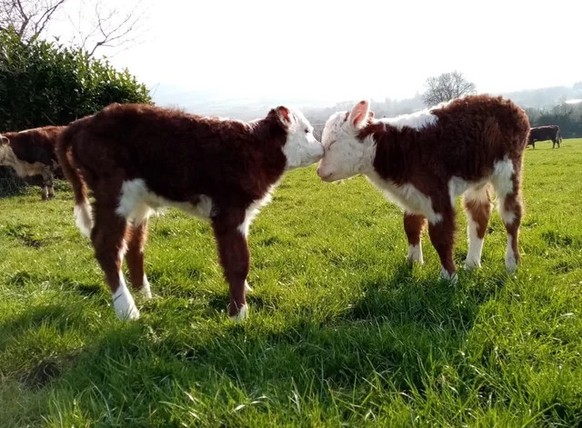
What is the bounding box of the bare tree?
[0,0,146,56]
[0,0,65,39]
[422,71,476,107]
[67,0,147,57]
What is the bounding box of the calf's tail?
[56,125,93,238]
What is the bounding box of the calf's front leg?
[403,213,426,264]
[212,211,250,320]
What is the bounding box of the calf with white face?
[57,103,323,321]
[318,96,529,279]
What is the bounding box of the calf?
[528,125,561,149]
[317,94,529,279]
[56,103,323,320]
[0,126,65,200]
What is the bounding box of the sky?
[50,0,581,107]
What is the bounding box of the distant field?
[1,139,581,427]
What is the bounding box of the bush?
[0,28,151,130]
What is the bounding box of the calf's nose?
[316,166,330,179]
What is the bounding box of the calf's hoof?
[229,304,248,322]
[113,288,140,320]
[463,258,481,270]
[115,304,140,321]
[138,283,152,299]
[440,267,458,285]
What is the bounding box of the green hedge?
[0,29,151,130]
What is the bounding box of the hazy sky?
[52,0,580,105]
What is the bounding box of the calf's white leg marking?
[465,216,484,269]
[112,274,140,320]
[505,235,517,273]
[463,185,490,269]
[139,274,152,299]
[491,158,516,225]
[74,200,93,238]
[230,304,248,321]
[407,244,424,264]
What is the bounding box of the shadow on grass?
[343,262,509,327]
[0,302,91,394]
[90,266,507,376]
[0,304,70,348]
[206,291,278,317]
[0,263,516,424]
[7,272,103,298]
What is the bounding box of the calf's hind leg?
[492,159,523,273]
[462,185,492,269]
[497,192,522,272]
[92,201,139,320]
[125,220,152,298]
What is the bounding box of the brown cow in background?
[528,125,562,149]
[0,126,65,200]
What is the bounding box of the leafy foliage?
[0,28,151,131]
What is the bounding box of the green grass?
[1,139,582,427]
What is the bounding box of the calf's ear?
[275,106,293,127]
[0,135,9,145]
[348,100,370,129]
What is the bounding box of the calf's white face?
[278,107,324,169]
[317,100,374,181]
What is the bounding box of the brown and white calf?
[56,103,323,320]
[0,126,65,200]
[317,94,530,279]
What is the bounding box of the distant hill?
[501,83,582,108]
[150,83,324,120]
[150,82,582,120]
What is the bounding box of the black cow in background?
[527,125,562,149]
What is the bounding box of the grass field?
[1,139,581,427]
